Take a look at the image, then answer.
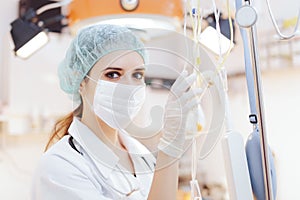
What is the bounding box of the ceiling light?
[68,0,183,35]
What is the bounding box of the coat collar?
[68,118,119,179]
[68,118,154,179]
[118,129,151,155]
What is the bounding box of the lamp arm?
[36,0,72,15]
[42,14,66,27]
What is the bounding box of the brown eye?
[105,71,121,79]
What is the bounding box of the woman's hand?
[158,70,202,158]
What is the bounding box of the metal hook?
[265,0,300,40]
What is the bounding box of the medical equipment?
[182,1,230,199]
[183,1,230,199]
[35,0,73,16]
[71,138,147,197]
[265,0,300,40]
[10,0,72,59]
[66,119,156,198]
[217,1,256,200]
[184,0,254,199]
[182,0,276,199]
[205,1,255,199]
[235,0,278,199]
[183,3,204,199]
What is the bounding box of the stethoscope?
[94,156,155,197]
[69,136,155,197]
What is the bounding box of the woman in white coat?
[31,24,201,200]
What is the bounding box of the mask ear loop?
[85,74,98,83]
[79,74,100,120]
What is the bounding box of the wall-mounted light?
[10,16,49,59]
[10,0,71,59]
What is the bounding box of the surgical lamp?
[10,0,70,59]
[67,0,182,35]
[10,9,49,59]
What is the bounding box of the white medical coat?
[31,118,156,200]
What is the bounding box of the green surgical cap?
[58,24,147,103]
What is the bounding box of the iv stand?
[236,1,274,200]
[249,22,274,200]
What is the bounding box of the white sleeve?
[31,154,112,200]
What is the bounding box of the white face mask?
[92,79,146,130]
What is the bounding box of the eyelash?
[104,71,144,80]
[105,71,121,79]
[133,72,144,80]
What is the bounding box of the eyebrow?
[102,67,123,71]
[102,67,145,71]
[134,67,146,71]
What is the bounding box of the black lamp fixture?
[10,0,70,59]
[10,8,49,59]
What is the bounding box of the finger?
[171,73,197,96]
[171,70,188,90]
[178,88,203,104]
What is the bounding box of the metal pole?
[248,7,274,200]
